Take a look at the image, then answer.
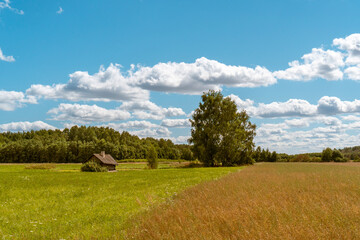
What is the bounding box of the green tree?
[269,151,278,162]
[189,90,256,166]
[146,145,158,169]
[332,149,344,162]
[252,146,262,163]
[321,148,333,162]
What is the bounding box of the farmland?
[2,162,360,239]
[0,163,241,239]
[128,163,360,239]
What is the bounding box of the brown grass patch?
[24,163,56,169]
[127,163,360,240]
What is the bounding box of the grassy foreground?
[0,163,240,239]
[128,163,360,240]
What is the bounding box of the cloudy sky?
[1,0,360,154]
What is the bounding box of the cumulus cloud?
[333,33,360,65]
[227,94,254,109]
[25,59,276,102]
[48,103,131,124]
[0,0,24,14]
[131,57,276,94]
[0,90,37,111]
[169,135,191,144]
[273,48,344,81]
[0,48,15,62]
[106,120,158,130]
[0,121,56,132]
[344,65,360,80]
[341,115,360,121]
[26,64,149,102]
[317,96,360,115]
[129,127,171,138]
[120,100,185,120]
[252,99,317,118]
[231,95,360,118]
[161,119,191,128]
[284,118,310,128]
[255,117,353,154]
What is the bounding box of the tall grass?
[128,163,360,239]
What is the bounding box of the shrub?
[332,149,344,162]
[147,145,158,169]
[291,154,311,162]
[321,148,333,162]
[334,157,348,162]
[81,161,107,172]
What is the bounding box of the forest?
[0,126,194,163]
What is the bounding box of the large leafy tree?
[189,90,256,166]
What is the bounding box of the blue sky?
[2,0,360,153]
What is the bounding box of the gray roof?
[92,153,118,165]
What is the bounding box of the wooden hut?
[86,151,118,171]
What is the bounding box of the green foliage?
[189,90,256,166]
[147,145,158,169]
[269,151,278,162]
[321,148,333,162]
[338,146,360,160]
[0,126,192,163]
[81,161,108,172]
[332,149,344,162]
[291,154,311,162]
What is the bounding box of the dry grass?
[127,163,360,240]
[24,163,56,169]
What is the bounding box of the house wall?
[103,164,116,171]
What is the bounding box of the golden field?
[128,163,360,240]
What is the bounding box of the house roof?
[92,153,119,165]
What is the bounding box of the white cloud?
[341,115,360,121]
[317,96,360,115]
[255,121,350,154]
[284,118,310,128]
[252,99,317,118]
[56,7,63,14]
[227,94,254,109]
[273,48,344,81]
[0,48,15,62]
[344,65,360,80]
[26,64,149,102]
[333,33,360,65]
[161,119,191,128]
[0,90,37,111]
[120,100,185,120]
[106,120,158,130]
[0,121,56,132]
[0,0,24,14]
[129,127,171,138]
[232,95,360,118]
[131,57,276,94]
[48,103,131,124]
[169,135,190,144]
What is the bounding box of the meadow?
[128,162,360,240]
[0,163,241,239]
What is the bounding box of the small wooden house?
[86,151,118,171]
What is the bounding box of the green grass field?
[0,163,241,239]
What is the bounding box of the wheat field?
[128,163,360,240]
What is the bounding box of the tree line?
[0,126,194,163]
